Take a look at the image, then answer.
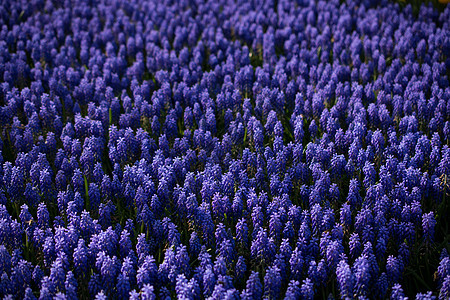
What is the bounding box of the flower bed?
[0,0,448,298]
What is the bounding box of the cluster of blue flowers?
[0,0,449,298]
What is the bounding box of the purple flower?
[336,259,354,299]
[117,274,131,299]
[73,239,88,277]
[65,271,77,300]
[285,280,301,299]
[241,271,262,300]
[422,212,437,243]
[440,275,450,300]
[300,278,314,300]
[141,284,156,300]
[264,265,281,299]
[175,274,200,300]
[353,254,371,296]
[391,283,407,300]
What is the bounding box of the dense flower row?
[0,0,449,299]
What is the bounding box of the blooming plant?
[0,0,449,298]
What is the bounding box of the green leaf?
[84,175,89,200]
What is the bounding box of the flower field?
[0,0,449,299]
